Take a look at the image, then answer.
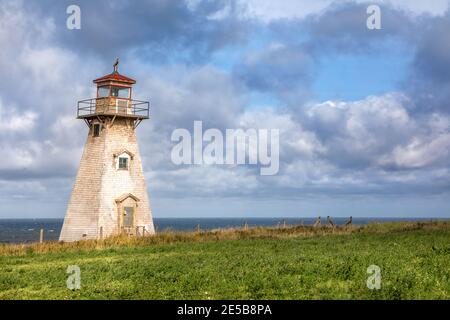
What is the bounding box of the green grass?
[0,221,449,299]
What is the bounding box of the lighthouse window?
[111,87,130,98]
[93,124,101,137]
[98,86,110,98]
[118,157,128,169]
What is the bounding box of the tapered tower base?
[60,117,154,242]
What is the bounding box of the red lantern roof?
[93,58,136,84]
[93,71,136,84]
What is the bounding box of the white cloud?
[207,3,232,20]
[0,100,38,133]
[380,132,450,169]
[304,93,416,163]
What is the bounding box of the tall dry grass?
[0,220,448,257]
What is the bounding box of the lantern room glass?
[111,87,130,98]
[98,86,110,98]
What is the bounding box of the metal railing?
[77,98,150,119]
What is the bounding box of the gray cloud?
[234,43,315,107]
[405,10,450,115]
[24,0,249,63]
[304,2,418,53]
[415,14,450,82]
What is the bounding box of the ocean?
[0,217,445,244]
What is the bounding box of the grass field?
[0,221,449,299]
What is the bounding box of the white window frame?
[116,153,131,170]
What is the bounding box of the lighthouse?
[60,60,155,242]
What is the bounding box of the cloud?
[23,0,249,63]
[382,134,450,169]
[1,0,450,218]
[304,2,418,53]
[405,10,450,115]
[233,2,423,109]
[0,101,38,133]
[139,92,450,199]
[304,94,450,171]
[235,43,314,103]
[238,0,450,22]
[303,93,415,169]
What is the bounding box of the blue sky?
[313,50,413,101]
[0,0,450,218]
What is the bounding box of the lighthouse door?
[116,193,140,235]
[123,206,135,232]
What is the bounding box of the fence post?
[39,228,44,244]
[99,226,103,240]
[196,224,201,233]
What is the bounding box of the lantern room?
[77,59,149,121]
[93,60,135,100]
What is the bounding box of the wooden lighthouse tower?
[60,60,155,242]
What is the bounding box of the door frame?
[115,193,140,235]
